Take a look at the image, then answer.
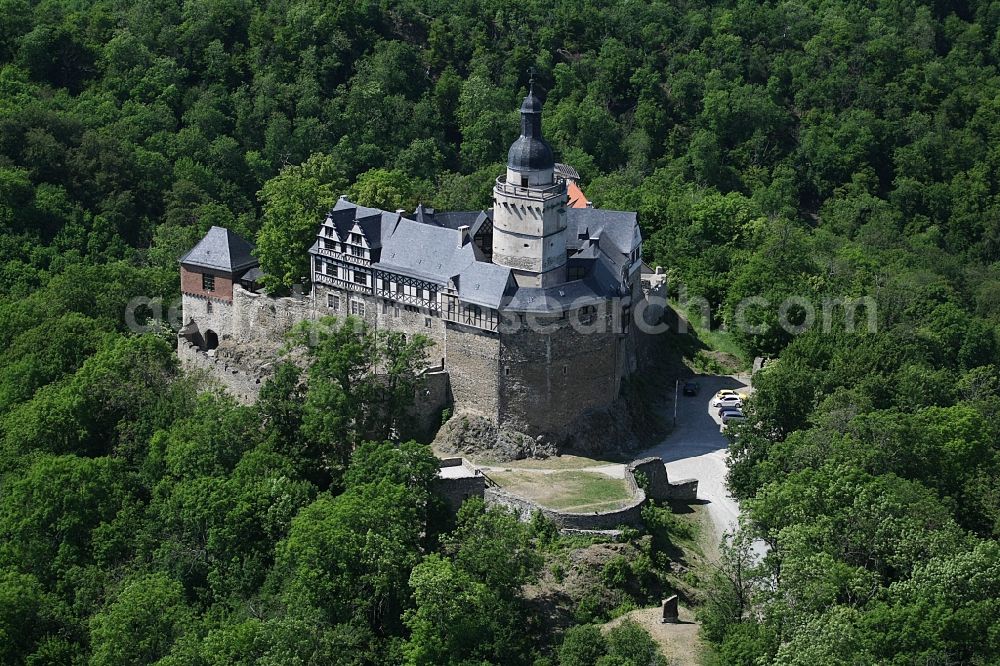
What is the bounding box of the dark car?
[682,381,700,396]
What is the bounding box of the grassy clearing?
[489,469,634,512]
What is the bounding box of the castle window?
[505,367,511,376]
[352,271,367,285]
[328,294,339,310]
[350,299,365,317]
[382,300,389,314]
[206,301,213,314]
[350,233,363,244]
[348,245,365,257]
[424,317,432,327]
[202,274,215,292]
[394,306,400,317]
[579,305,598,326]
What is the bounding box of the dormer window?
[350,233,363,244]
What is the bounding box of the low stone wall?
[436,475,487,513]
[484,485,647,530]
[177,337,262,403]
[441,455,696,529]
[665,478,699,501]
[628,456,700,503]
[629,457,671,502]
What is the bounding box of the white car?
[712,395,743,409]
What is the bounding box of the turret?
[492,83,568,287]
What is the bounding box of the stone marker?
[661,595,679,624]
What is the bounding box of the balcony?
[494,175,565,201]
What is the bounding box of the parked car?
[718,405,744,418]
[714,389,750,400]
[721,411,746,424]
[712,395,743,409]
[682,381,701,396]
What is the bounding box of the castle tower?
[492,83,568,287]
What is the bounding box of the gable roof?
[180,226,258,273]
[566,208,640,268]
[567,180,591,208]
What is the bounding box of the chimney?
[458,225,471,247]
[395,208,406,215]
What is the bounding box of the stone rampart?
[177,336,262,403]
[628,456,700,502]
[407,368,451,440]
[231,285,316,345]
[484,485,647,530]
[497,315,622,439]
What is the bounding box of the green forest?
[2,0,1000,663]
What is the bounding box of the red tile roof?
[567,180,591,208]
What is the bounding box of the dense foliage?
[3,0,1000,662]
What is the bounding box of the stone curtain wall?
[497,315,622,439]
[181,293,237,343]
[629,457,671,501]
[177,337,262,403]
[407,368,451,440]
[231,285,316,345]
[444,324,502,420]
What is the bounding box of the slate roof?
[566,208,640,270]
[311,197,639,312]
[179,226,258,273]
[455,261,512,309]
[509,86,555,172]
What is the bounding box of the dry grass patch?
[489,470,634,512]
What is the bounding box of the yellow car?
[714,389,751,401]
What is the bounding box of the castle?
[178,86,662,447]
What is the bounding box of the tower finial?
[528,67,536,91]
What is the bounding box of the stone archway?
[205,329,219,350]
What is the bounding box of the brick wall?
[181,266,234,302]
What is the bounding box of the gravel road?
[639,374,752,543]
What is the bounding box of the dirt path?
[604,604,706,666]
